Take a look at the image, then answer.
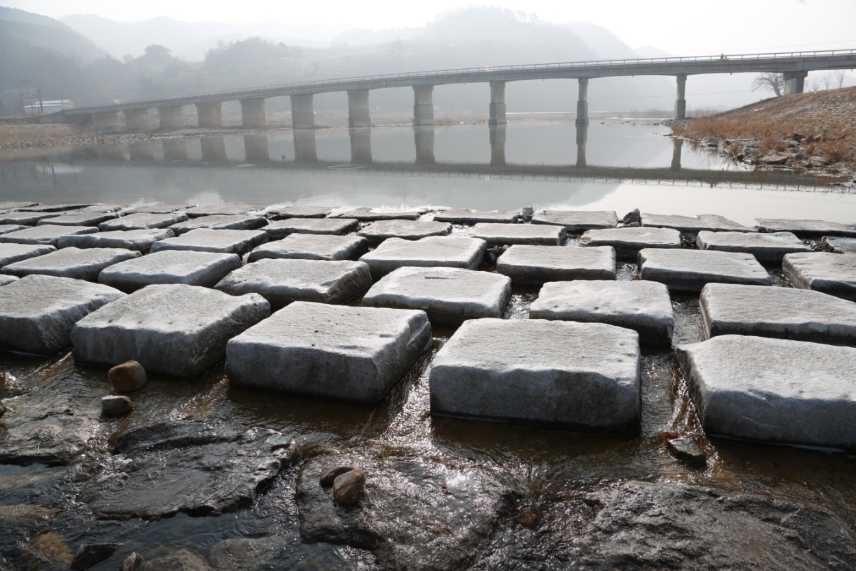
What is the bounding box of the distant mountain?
[0,6,105,63]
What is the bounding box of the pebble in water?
[108,360,148,393]
[333,468,367,506]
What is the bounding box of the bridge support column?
[575,120,588,168]
[348,90,371,128]
[414,126,435,164]
[93,110,122,132]
[124,108,151,131]
[489,124,506,166]
[783,71,807,95]
[241,98,267,129]
[244,134,270,162]
[196,102,223,128]
[671,138,683,171]
[413,85,434,126]
[291,94,315,129]
[163,139,189,161]
[294,129,318,162]
[576,78,589,127]
[675,74,687,120]
[129,141,158,161]
[350,128,372,163]
[201,135,228,162]
[158,105,185,130]
[489,81,506,126]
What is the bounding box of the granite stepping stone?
[0,224,98,246]
[2,247,139,281]
[0,201,38,210]
[579,227,682,259]
[362,267,511,324]
[0,275,17,286]
[0,212,60,225]
[471,223,563,245]
[150,228,267,255]
[433,208,520,224]
[531,210,617,232]
[169,214,267,234]
[783,252,856,300]
[358,220,451,242]
[37,211,118,227]
[19,203,90,212]
[263,218,358,239]
[496,245,615,284]
[0,243,56,266]
[264,205,332,219]
[226,302,432,402]
[642,213,750,233]
[133,202,192,214]
[639,249,771,291]
[98,250,242,291]
[360,236,487,277]
[332,207,424,221]
[0,225,26,235]
[429,319,641,430]
[57,229,175,252]
[756,218,856,238]
[696,231,810,263]
[823,236,856,253]
[247,233,367,262]
[72,284,270,377]
[184,203,256,217]
[99,212,189,231]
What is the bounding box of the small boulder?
[320,466,354,488]
[666,436,707,468]
[120,552,144,571]
[333,468,367,506]
[759,152,789,165]
[108,360,147,393]
[101,395,133,418]
[620,209,642,227]
[70,543,119,570]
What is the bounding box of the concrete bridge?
[62,48,856,132]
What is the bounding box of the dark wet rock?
[112,421,240,454]
[120,552,144,571]
[0,504,58,524]
[619,208,642,226]
[666,436,707,467]
[108,360,147,393]
[320,466,355,488]
[333,468,367,506]
[70,543,119,570]
[145,549,210,571]
[101,395,133,418]
[208,535,355,571]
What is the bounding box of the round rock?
[108,360,148,393]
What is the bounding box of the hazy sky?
[9,0,856,55]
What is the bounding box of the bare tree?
[752,72,783,96]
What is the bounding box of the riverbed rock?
[264,204,332,219]
[56,228,175,252]
[823,236,856,253]
[783,252,856,300]
[579,227,682,259]
[169,214,267,234]
[642,213,751,233]
[531,210,618,232]
[0,224,98,246]
[700,283,856,344]
[72,284,269,376]
[2,247,139,281]
[0,243,55,266]
[756,218,856,238]
[0,212,60,225]
[248,233,368,262]
[99,212,189,231]
[332,468,367,506]
[530,280,674,347]
[362,266,510,324]
[207,535,354,571]
[263,218,358,239]
[0,275,124,354]
[430,318,640,430]
[360,236,486,277]
[119,552,143,571]
[666,436,707,467]
[470,222,563,245]
[358,219,451,242]
[101,395,133,418]
[142,550,210,571]
[332,207,424,221]
[677,335,856,449]
[215,259,372,308]
[495,245,615,284]
[150,228,267,255]
[70,543,119,570]
[98,250,242,291]
[433,208,520,224]
[696,230,810,262]
[227,302,431,402]
[38,211,117,227]
[108,360,147,393]
[639,248,771,291]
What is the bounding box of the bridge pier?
[201,135,229,162]
[489,124,506,166]
[783,71,807,95]
[244,134,270,162]
[294,128,318,162]
[163,139,189,161]
[576,78,589,127]
[576,120,588,168]
[671,138,684,170]
[196,102,223,129]
[129,141,158,161]
[93,110,122,132]
[158,105,185,131]
[414,126,435,164]
[241,98,267,129]
[489,81,507,126]
[675,74,687,120]
[291,94,315,129]
[348,90,371,128]
[350,128,373,163]
[124,108,151,132]
[413,85,434,126]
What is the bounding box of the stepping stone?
[531,210,617,232]
[361,236,487,277]
[530,280,674,347]
[0,212,61,225]
[362,267,511,324]
[696,231,810,263]
[677,335,856,449]
[429,319,641,430]
[639,249,771,291]
[98,250,242,291]
[215,259,372,308]
[150,228,267,255]
[0,224,98,246]
[184,203,256,217]
[0,275,17,286]
[99,212,189,231]
[0,243,56,266]
[700,283,856,345]
[471,223,563,245]
[358,220,451,242]
[169,214,267,234]
[642,213,750,233]
[433,208,520,224]
[579,227,682,258]
[264,205,331,218]
[72,284,270,377]
[496,245,615,284]
[263,218,358,239]
[248,233,367,262]
[133,202,191,214]
[0,275,124,354]
[756,218,856,238]
[19,203,90,212]
[226,302,432,402]
[57,228,175,252]
[37,211,117,227]
[823,236,856,253]
[0,224,27,235]
[2,247,139,281]
[332,207,424,221]
[783,252,856,300]
[0,201,37,210]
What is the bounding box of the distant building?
[23,99,75,115]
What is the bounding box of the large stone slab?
[0,201,38,210]
[185,203,256,217]
[19,203,89,212]
[98,250,242,291]
[0,243,55,266]
[36,211,117,226]
[639,248,771,291]
[56,228,175,252]
[677,335,856,449]
[0,224,27,235]
[530,280,674,347]
[263,218,358,239]
[496,245,615,284]
[471,223,563,245]
[0,224,98,246]
[169,214,267,234]
[642,213,750,233]
[824,236,856,253]
[697,230,810,263]
[362,267,510,324]
[783,252,856,300]
[0,211,60,225]
[531,210,617,232]
[433,208,521,224]
[0,275,17,286]
[248,233,367,262]
[0,275,124,354]
[226,301,431,402]
[333,207,424,220]
[358,219,451,242]
[133,202,192,214]
[756,218,856,238]
[579,227,682,258]
[72,284,270,376]
[215,259,372,308]
[700,283,856,345]
[430,319,641,430]
[2,247,139,281]
[264,204,332,218]
[150,228,267,255]
[99,211,189,231]
[360,236,487,277]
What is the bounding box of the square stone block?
[19,203,89,212]
[37,211,117,226]
[0,225,26,235]
[333,207,424,221]
[264,205,332,219]
[169,214,267,234]
[496,245,615,284]
[677,335,856,449]
[639,248,771,291]
[429,319,641,430]
[248,233,367,262]
[530,280,674,347]
[642,213,750,233]
[0,224,98,246]
[72,284,270,376]
[783,252,856,300]
[0,275,124,354]
[579,227,682,259]
[134,202,192,214]
[263,218,357,239]
[184,203,256,217]
[0,212,61,225]
[363,267,510,324]
[358,220,451,242]
[0,243,55,266]
[0,201,38,210]
[0,275,17,286]
[471,223,563,245]
[824,237,856,253]
[3,247,139,281]
[150,228,267,255]
[361,236,486,277]
[98,250,242,292]
[226,302,432,402]
[99,212,189,231]
[57,229,175,252]
[756,218,856,238]
[696,231,810,263]
[532,210,617,232]
[433,208,520,224]
[216,259,372,308]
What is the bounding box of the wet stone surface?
[36,210,118,227]
[56,228,175,252]
[642,212,751,233]
[640,248,771,291]
[783,252,856,300]
[495,245,615,284]
[358,219,451,242]
[98,250,242,291]
[360,236,486,277]
[696,230,810,262]
[99,212,189,231]
[169,214,268,234]
[0,224,99,246]
[531,209,618,231]
[756,217,856,238]
[150,228,268,255]
[248,233,368,262]
[0,243,56,266]
[579,226,682,259]
[470,223,564,246]
[823,236,856,253]
[263,218,358,239]
[2,247,139,281]
[434,208,521,224]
